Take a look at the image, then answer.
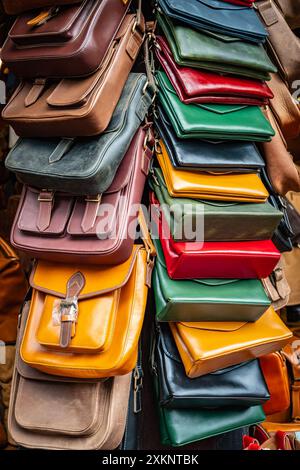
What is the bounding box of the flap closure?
[30,245,141,299]
[196,103,249,115]
[178,321,247,332]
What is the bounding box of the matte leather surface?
[153,323,270,408]
[157,13,276,80]
[158,0,267,43]
[157,72,275,141]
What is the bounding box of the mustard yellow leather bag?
[157,141,269,203]
[170,307,292,378]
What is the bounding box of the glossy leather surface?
[260,353,291,416]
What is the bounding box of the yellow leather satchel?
[157,140,269,203]
[170,307,292,378]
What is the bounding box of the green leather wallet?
[157,12,277,81]
[152,237,271,322]
[157,72,275,141]
[151,168,283,242]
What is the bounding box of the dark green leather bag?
[157,72,275,142]
[151,168,283,242]
[157,12,276,80]
[152,237,271,322]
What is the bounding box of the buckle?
[85,194,102,203]
[38,191,54,203]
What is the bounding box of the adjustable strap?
[25,79,47,107]
[142,25,157,100]
[134,0,145,36]
[255,0,279,26]
[282,342,300,422]
[48,138,75,164]
[138,207,156,288]
[81,195,102,233]
[37,190,54,232]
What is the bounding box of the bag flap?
[178,321,247,332]
[196,103,249,115]
[29,245,141,299]
[194,0,248,10]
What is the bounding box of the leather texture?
[2,0,82,15]
[157,0,268,43]
[1,0,131,78]
[157,141,269,203]
[274,0,300,30]
[157,12,276,80]
[151,192,281,280]
[2,27,146,138]
[10,128,152,265]
[222,0,255,5]
[170,306,292,378]
[152,237,271,322]
[153,323,270,408]
[157,72,275,142]
[5,74,152,192]
[260,353,291,416]
[155,107,266,173]
[155,36,273,105]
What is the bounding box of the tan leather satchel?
[262,260,291,311]
[274,0,300,30]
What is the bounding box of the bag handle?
[138,207,156,288]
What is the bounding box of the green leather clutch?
[157,72,275,141]
[152,237,271,322]
[151,168,283,242]
[157,12,277,81]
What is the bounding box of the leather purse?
[157,12,276,80]
[274,0,300,30]
[157,141,269,203]
[157,0,268,43]
[0,237,27,344]
[170,306,292,378]
[260,352,291,416]
[1,0,134,79]
[152,237,271,322]
[155,107,265,173]
[152,323,270,408]
[151,193,281,279]
[2,0,82,15]
[2,22,146,138]
[10,127,153,265]
[155,36,273,106]
[5,74,152,192]
[157,71,275,142]
[151,168,282,242]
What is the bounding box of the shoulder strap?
[138,207,156,288]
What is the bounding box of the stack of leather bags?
[0,0,157,450]
[150,0,295,448]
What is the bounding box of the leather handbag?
[170,306,292,378]
[244,428,297,450]
[283,247,300,306]
[274,0,300,30]
[256,0,300,89]
[151,193,281,279]
[157,71,275,142]
[155,36,273,106]
[155,107,266,173]
[157,0,268,43]
[1,0,134,79]
[152,323,270,408]
[157,12,276,80]
[157,141,269,203]
[2,22,146,138]
[10,127,153,265]
[0,237,27,344]
[2,0,82,15]
[285,191,300,245]
[5,74,152,192]
[151,168,282,242]
[262,261,291,311]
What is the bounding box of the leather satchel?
[2,22,146,137]
[152,237,271,322]
[10,127,153,265]
[1,0,134,79]
[155,35,273,106]
[152,323,270,408]
[5,74,152,192]
[157,71,275,142]
[151,193,281,280]
[151,168,282,242]
[157,12,276,80]
[157,0,268,43]
[0,237,27,344]
[170,306,292,378]
[2,0,82,15]
[260,352,291,416]
[274,0,300,30]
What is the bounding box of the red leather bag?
[11,128,153,265]
[155,36,273,105]
[222,0,254,6]
[151,193,281,279]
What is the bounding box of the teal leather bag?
[157,13,276,80]
[157,72,275,141]
[152,238,271,322]
[151,168,283,242]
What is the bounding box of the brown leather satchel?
[2,0,82,15]
[0,237,27,344]
[274,0,300,30]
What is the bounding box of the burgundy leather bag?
[1,0,132,78]
[11,127,153,265]
[2,1,82,15]
[151,193,281,280]
[155,36,273,105]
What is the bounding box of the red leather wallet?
[155,36,273,105]
[150,193,281,279]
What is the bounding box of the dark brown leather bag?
[1,0,132,78]
[2,0,82,15]
[274,0,300,30]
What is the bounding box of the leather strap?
[143,30,157,99]
[81,195,102,233]
[59,271,85,349]
[138,207,156,288]
[256,0,279,26]
[48,138,75,164]
[25,79,47,107]
[282,342,300,421]
[37,191,54,232]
